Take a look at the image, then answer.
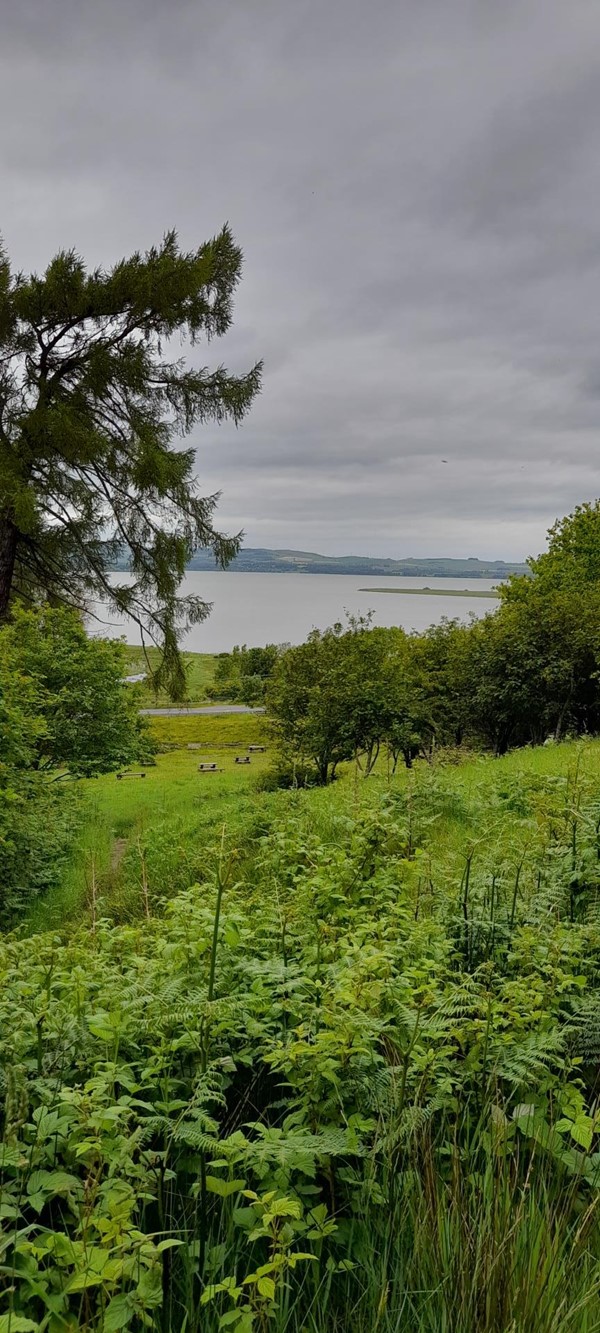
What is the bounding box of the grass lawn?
[146,710,267,748]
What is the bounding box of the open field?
[26,720,600,934]
[146,709,267,748]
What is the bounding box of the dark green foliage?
[0,605,152,776]
[0,228,261,695]
[0,607,152,919]
[0,771,77,922]
[268,502,600,777]
[0,657,77,920]
[267,618,431,783]
[208,643,280,704]
[254,757,319,790]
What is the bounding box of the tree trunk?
[364,740,380,777]
[0,514,17,619]
[554,687,573,743]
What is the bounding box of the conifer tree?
[0,227,261,693]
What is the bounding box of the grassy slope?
[16,729,600,1333]
[26,717,600,934]
[123,645,218,705]
[25,712,270,931]
[147,711,265,748]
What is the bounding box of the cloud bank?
[2,0,600,559]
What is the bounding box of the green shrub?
[255,758,320,790]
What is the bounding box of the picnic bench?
[116,771,146,780]
[198,762,220,772]
[248,745,267,753]
[235,755,251,765]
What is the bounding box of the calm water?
[91,572,501,653]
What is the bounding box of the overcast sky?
[2,0,600,560]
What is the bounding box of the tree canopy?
[266,501,600,778]
[0,227,261,695]
[0,607,150,919]
[267,618,430,784]
[0,606,151,777]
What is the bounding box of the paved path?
[140,704,265,716]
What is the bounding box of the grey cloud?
[1,0,600,561]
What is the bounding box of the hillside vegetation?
[184,548,529,577]
[5,736,600,1331]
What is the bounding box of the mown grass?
[146,710,267,749]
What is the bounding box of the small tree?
[0,649,75,920]
[0,606,150,776]
[414,619,475,749]
[267,626,354,784]
[0,228,261,695]
[267,620,426,783]
[208,643,280,704]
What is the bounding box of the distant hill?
[107,545,529,579]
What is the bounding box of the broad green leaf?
[0,1146,26,1169]
[66,1269,104,1293]
[570,1117,594,1151]
[103,1294,134,1331]
[0,1319,39,1332]
[205,1177,246,1199]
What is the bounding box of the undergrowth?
[5,748,600,1328]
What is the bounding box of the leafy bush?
[0,606,152,777]
[255,758,320,790]
[0,607,153,921]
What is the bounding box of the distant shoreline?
[359,586,501,599]
[105,545,528,580]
